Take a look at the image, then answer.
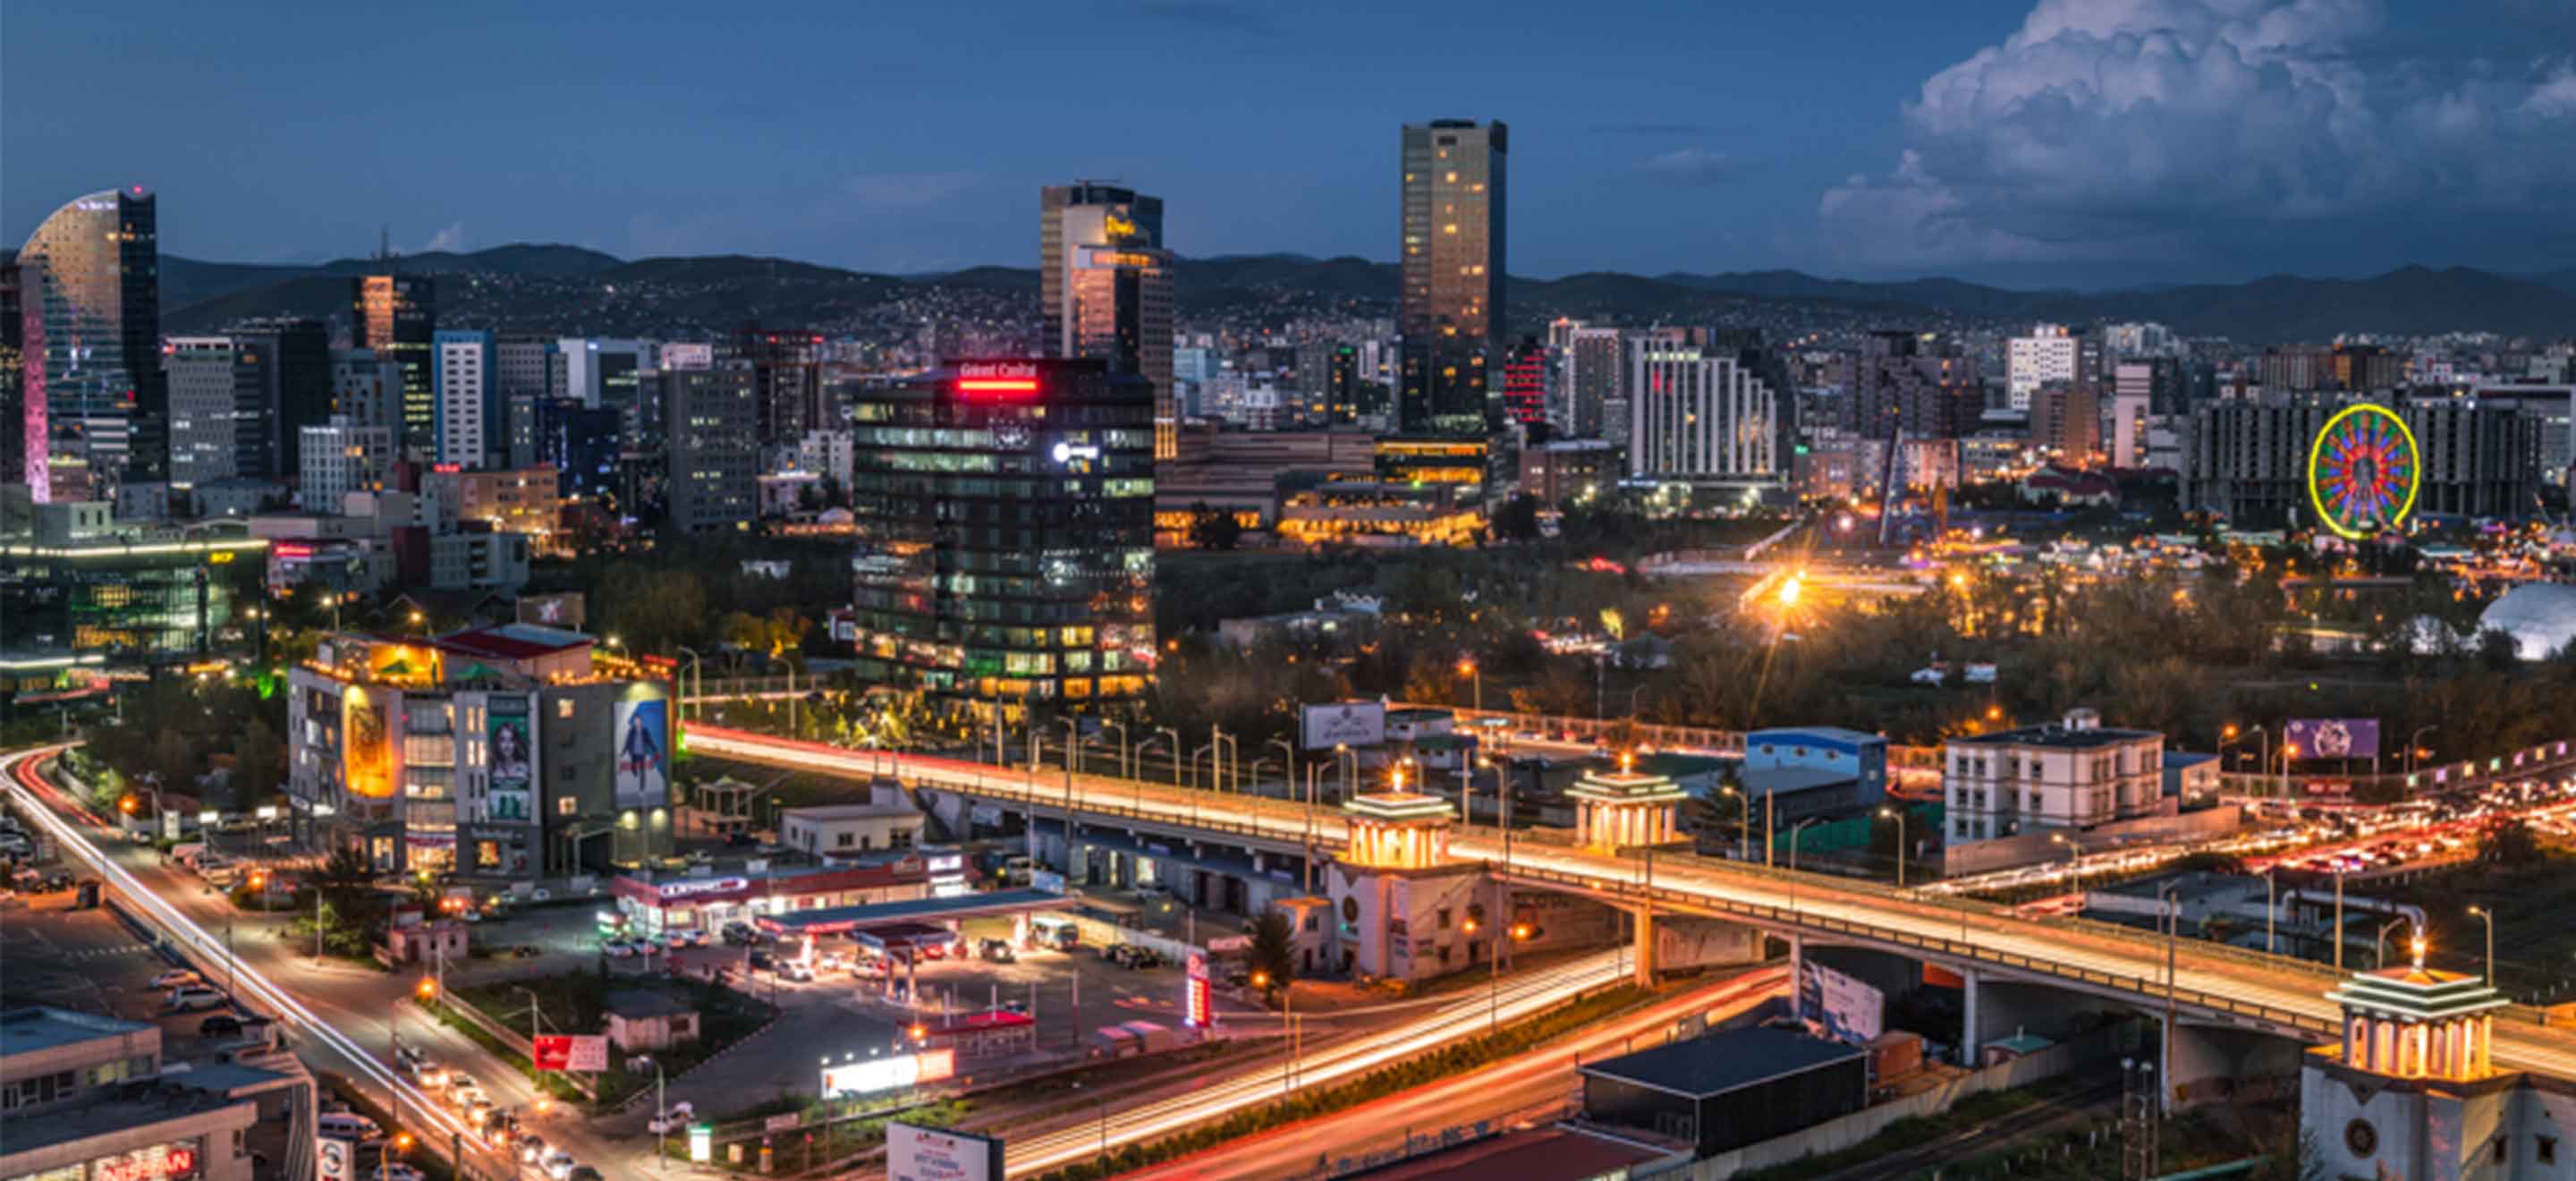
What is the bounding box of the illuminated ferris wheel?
[2306,403,2421,540]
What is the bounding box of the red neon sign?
[957,379,1038,394]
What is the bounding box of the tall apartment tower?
[2006,323,2079,411]
[434,328,497,468]
[17,187,164,497]
[1398,120,1506,437]
[1040,183,1174,461]
[352,273,436,455]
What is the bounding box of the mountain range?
[158,245,2576,342]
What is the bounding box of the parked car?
[566,1168,604,1181]
[748,950,775,971]
[646,1101,696,1134]
[369,1165,423,1181]
[978,938,1015,963]
[604,939,642,958]
[163,986,225,1012]
[150,969,204,990]
[199,1014,244,1038]
[778,961,814,982]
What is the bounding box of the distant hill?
[155,243,2576,342]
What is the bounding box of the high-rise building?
[299,416,393,510]
[164,336,249,486]
[736,327,830,444]
[351,274,435,455]
[1,255,23,490]
[1844,331,1983,441]
[228,317,330,481]
[434,329,497,468]
[539,398,622,506]
[2029,385,2101,462]
[1040,183,1174,461]
[329,348,405,435]
[493,334,557,469]
[1627,329,1792,489]
[1502,336,1547,432]
[1564,327,1625,438]
[846,359,1155,717]
[17,188,164,496]
[663,364,758,534]
[1398,120,1506,437]
[2006,324,2079,411]
[556,337,655,410]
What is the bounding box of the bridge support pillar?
[1789,933,1806,1024]
[1631,906,1657,990]
[1960,966,1981,1066]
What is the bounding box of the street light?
[1788,817,1826,873]
[2406,725,2440,777]
[1719,785,1750,862]
[2468,905,2496,985]
[1267,737,1297,805]
[1456,658,1480,713]
[1877,806,1907,888]
[2051,832,2082,896]
[2375,917,2412,970]
[635,1054,670,1172]
[1250,970,1298,1095]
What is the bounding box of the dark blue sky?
[8,0,2573,286]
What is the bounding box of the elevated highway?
[687,725,2576,1083]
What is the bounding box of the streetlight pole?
[1267,737,1297,805]
[2261,869,2277,956]
[1155,726,1182,788]
[1457,658,1480,714]
[2376,917,2411,970]
[1101,720,1130,783]
[1059,718,1081,872]
[2468,905,2496,985]
[1765,789,1777,869]
[2334,868,2347,973]
[677,646,702,720]
[638,1055,669,1172]
[1788,817,1824,873]
[1878,807,1906,888]
[2406,725,2440,778]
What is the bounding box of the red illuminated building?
[1503,336,1547,429]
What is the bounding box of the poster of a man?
[614,698,669,808]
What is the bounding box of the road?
[2,746,642,1181]
[687,725,2576,1086]
[1123,964,1790,1181]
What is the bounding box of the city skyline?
[9,0,2575,287]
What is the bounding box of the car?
[199,1014,245,1038]
[415,1063,449,1090]
[462,1096,496,1125]
[150,969,204,990]
[163,986,225,1012]
[778,961,814,982]
[516,1136,550,1165]
[369,1165,423,1181]
[566,1168,604,1181]
[37,869,72,892]
[394,1043,427,1070]
[748,950,775,971]
[646,1101,696,1134]
[541,1151,579,1180]
[1000,998,1030,1015]
[604,939,641,958]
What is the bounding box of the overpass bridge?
[685,725,2576,1100]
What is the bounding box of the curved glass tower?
[18,187,163,499]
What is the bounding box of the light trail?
[2,746,520,1177]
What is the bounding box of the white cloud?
[1818,0,2576,268]
[416,221,469,253]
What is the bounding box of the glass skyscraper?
[1398,121,1507,437]
[846,358,1156,718]
[352,273,436,456]
[16,187,164,498]
[1041,184,1174,463]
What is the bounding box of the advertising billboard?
[1184,951,1212,1028]
[533,1034,609,1072]
[2285,718,2380,760]
[614,697,670,809]
[517,591,586,629]
[1301,701,1385,751]
[819,1049,955,1099]
[888,1123,1004,1181]
[342,690,394,799]
[487,696,534,821]
[316,1136,357,1181]
[1799,961,1885,1044]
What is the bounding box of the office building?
[556,337,655,409]
[1398,120,1506,436]
[798,429,854,489]
[2181,397,2542,526]
[540,399,623,506]
[1942,709,2165,843]
[298,417,392,510]
[164,336,248,487]
[1501,336,1546,431]
[846,359,1155,717]
[664,364,758,534]
[2029,385,2100,463]
[2006,324,2078,411]
[227,318,329,481]
[1040,183,1175,460]
[433,329,497,468]
[351,274,435,455]
[328,348,404,436]
[2109,387,2151,469]
[422,464,561,553]
[1,256,24,491]
[494,335,557,468]
[284,624,677,875]
[2102,321,2177,360]
[16,187,164,496]
[1628,331,1791,489]
[1,501,268,671]
[1844,331,1983,440]
[1519,438,1621,504]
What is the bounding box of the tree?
[233,718,286,804]
[1188,502,1242,551]
[1249,909,1295,1001]
[2479,819,2542,866]
[1493,495,1541,543]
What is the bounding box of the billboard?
[820,1049,955,1099]
[533,1034,609,1072]
[316,1136,358,1181]
[342,690,394,799]
[2285,718,2380,760]
[887,1123,1003,1181]
[517,592,585,629]
[614,697,670,809]
[487,696,534,822]
[1799,961,1885,1044]
[1184,951,1212,1028]
[1301,701,1385,751]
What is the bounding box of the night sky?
[7,0,2574,286]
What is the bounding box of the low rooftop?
[1580,1026,1864,1098]
[0,1006,153,1058]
